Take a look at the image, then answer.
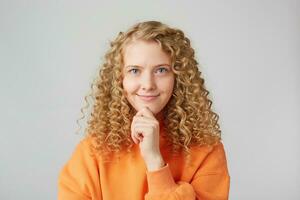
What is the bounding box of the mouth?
[137,94,160,97]
[137,94,159,101]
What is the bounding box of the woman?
[58,20,230,200]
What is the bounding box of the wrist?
[145,154,165,172]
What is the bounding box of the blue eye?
[128,68,139,74]
[127,67,169,75]
[156,67,168,73]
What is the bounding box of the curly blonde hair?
[77,20,221,160]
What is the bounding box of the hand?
[131,106,165,171]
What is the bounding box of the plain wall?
[0,0,299,199]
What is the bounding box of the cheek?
[122,78,137,94]
[160,77,175,93]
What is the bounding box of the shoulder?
[78,135,94,148]
[191,141,227,156]
[190,141,229,174]
[206,141,227,157]
[58,136,102,199]
[206,142,228,166]
[70,135,100,161]
[59,135,101,177]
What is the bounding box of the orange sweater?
[58,132,230,200]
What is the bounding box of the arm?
[144,142,230,200]
[57,137,102,200]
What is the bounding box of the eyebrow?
[125,63,171,69]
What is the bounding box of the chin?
[134,105,161,115]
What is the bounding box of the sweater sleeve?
[144,142,230,200]
[57,138,102,200]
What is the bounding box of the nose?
[141,72,156,91]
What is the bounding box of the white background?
[0,0,299,199]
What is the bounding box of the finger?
[131,122,149,143]
[133,115,156,123]
[132,129,143,143]
[131,108,155,143]
[131,125,140,144]
[131,129,143,144]
[136,106,155,119]
[133,117,159,135]
[132,124,147,138]
[130,119,139,144]
[137,132,144,142]
[131,133,139,144]
[133,124,155,139]
[135,108,144,117]
[140,106,155,119]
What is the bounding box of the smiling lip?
[137,94,159,101]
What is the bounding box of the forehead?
[122,40,171,66]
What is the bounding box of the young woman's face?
[122,40,175,116]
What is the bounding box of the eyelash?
[128,67,168,74]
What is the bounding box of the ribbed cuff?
[146,164,177,195]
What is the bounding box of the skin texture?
[122,39,175,171]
